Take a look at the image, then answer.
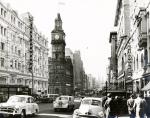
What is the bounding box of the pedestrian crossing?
[38,113,72,118]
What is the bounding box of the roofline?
[114,0,122,26]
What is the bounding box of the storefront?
[0,85,31,102]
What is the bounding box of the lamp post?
[106,81,108,97]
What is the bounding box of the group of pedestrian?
[127,93,149,118]
[103,93,149,118]
[103,93,120,118]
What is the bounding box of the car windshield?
[91,100,101,106]
[75,98,81,100]
[7,96,26,103]
[82,99,101,106]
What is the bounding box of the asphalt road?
[29,102,129,118]
[26,102,80,118]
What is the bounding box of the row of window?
[0,4,48,47]
[120,53,145,73]
[0,57,47,76]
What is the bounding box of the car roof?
[60,95,73,97]
[10,95,32,98]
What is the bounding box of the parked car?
[73,97,105,118]
[0,95,39,118]
[53,95,74,111]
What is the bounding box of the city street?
[27,103,129,118]
[31,103,73,118]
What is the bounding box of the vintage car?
[73,97,105,118]
[0,95,39,118]
[53,95,74,111]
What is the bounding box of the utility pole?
[106,81,108,97]
[29,15,34,95]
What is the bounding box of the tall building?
[73,51,85,94]
[0,1,49,96]
[109,0,150,96]
[48,13,73,95]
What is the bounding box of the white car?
[53,95,74,111]
[73,97,105,118]
[0,95,39,118]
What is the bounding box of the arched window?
[134,57,135,70]
[136,54,138,70]
[141,54,144,68]
[145,49,148,66]
[122,57,124,70]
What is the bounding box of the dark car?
[40,95,53,103]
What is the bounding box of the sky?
[3,0,117,80]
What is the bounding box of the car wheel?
[32,109,38,116]
[20,110,26,118]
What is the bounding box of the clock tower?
[51,13,66,60]
[49,13,74,95]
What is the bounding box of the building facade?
[0,1,49,95]
[48,13,73,95]
[109,0,150,96]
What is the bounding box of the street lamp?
[105,81,108,97]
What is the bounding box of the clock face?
[55,34,59,39]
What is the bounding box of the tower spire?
[54,13,62,30]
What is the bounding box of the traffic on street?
[0,0,150,118]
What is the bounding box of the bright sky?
[3,0,117,80]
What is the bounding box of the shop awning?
[141,81,150,91]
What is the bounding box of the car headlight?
[98,111,104,118]
[73,109,79,118]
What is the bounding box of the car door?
[26,97,34,114]
[30,97,37,114]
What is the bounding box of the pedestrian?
[104,93,112,118]
[109,96,118,118]
[127,94,135,118]
[133,93,147,118]
[145,97,150,118]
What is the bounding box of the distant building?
[0,1,49,96]
[73,51,85,94]
[48,13,73,95]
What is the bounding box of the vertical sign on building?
[29,15,34,95]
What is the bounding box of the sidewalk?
[118,114,129,118]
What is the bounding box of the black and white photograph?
[0,0,150,118]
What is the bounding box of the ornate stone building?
[0,1,49,96]
[48,13,73,95]
[109,0,150,96]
